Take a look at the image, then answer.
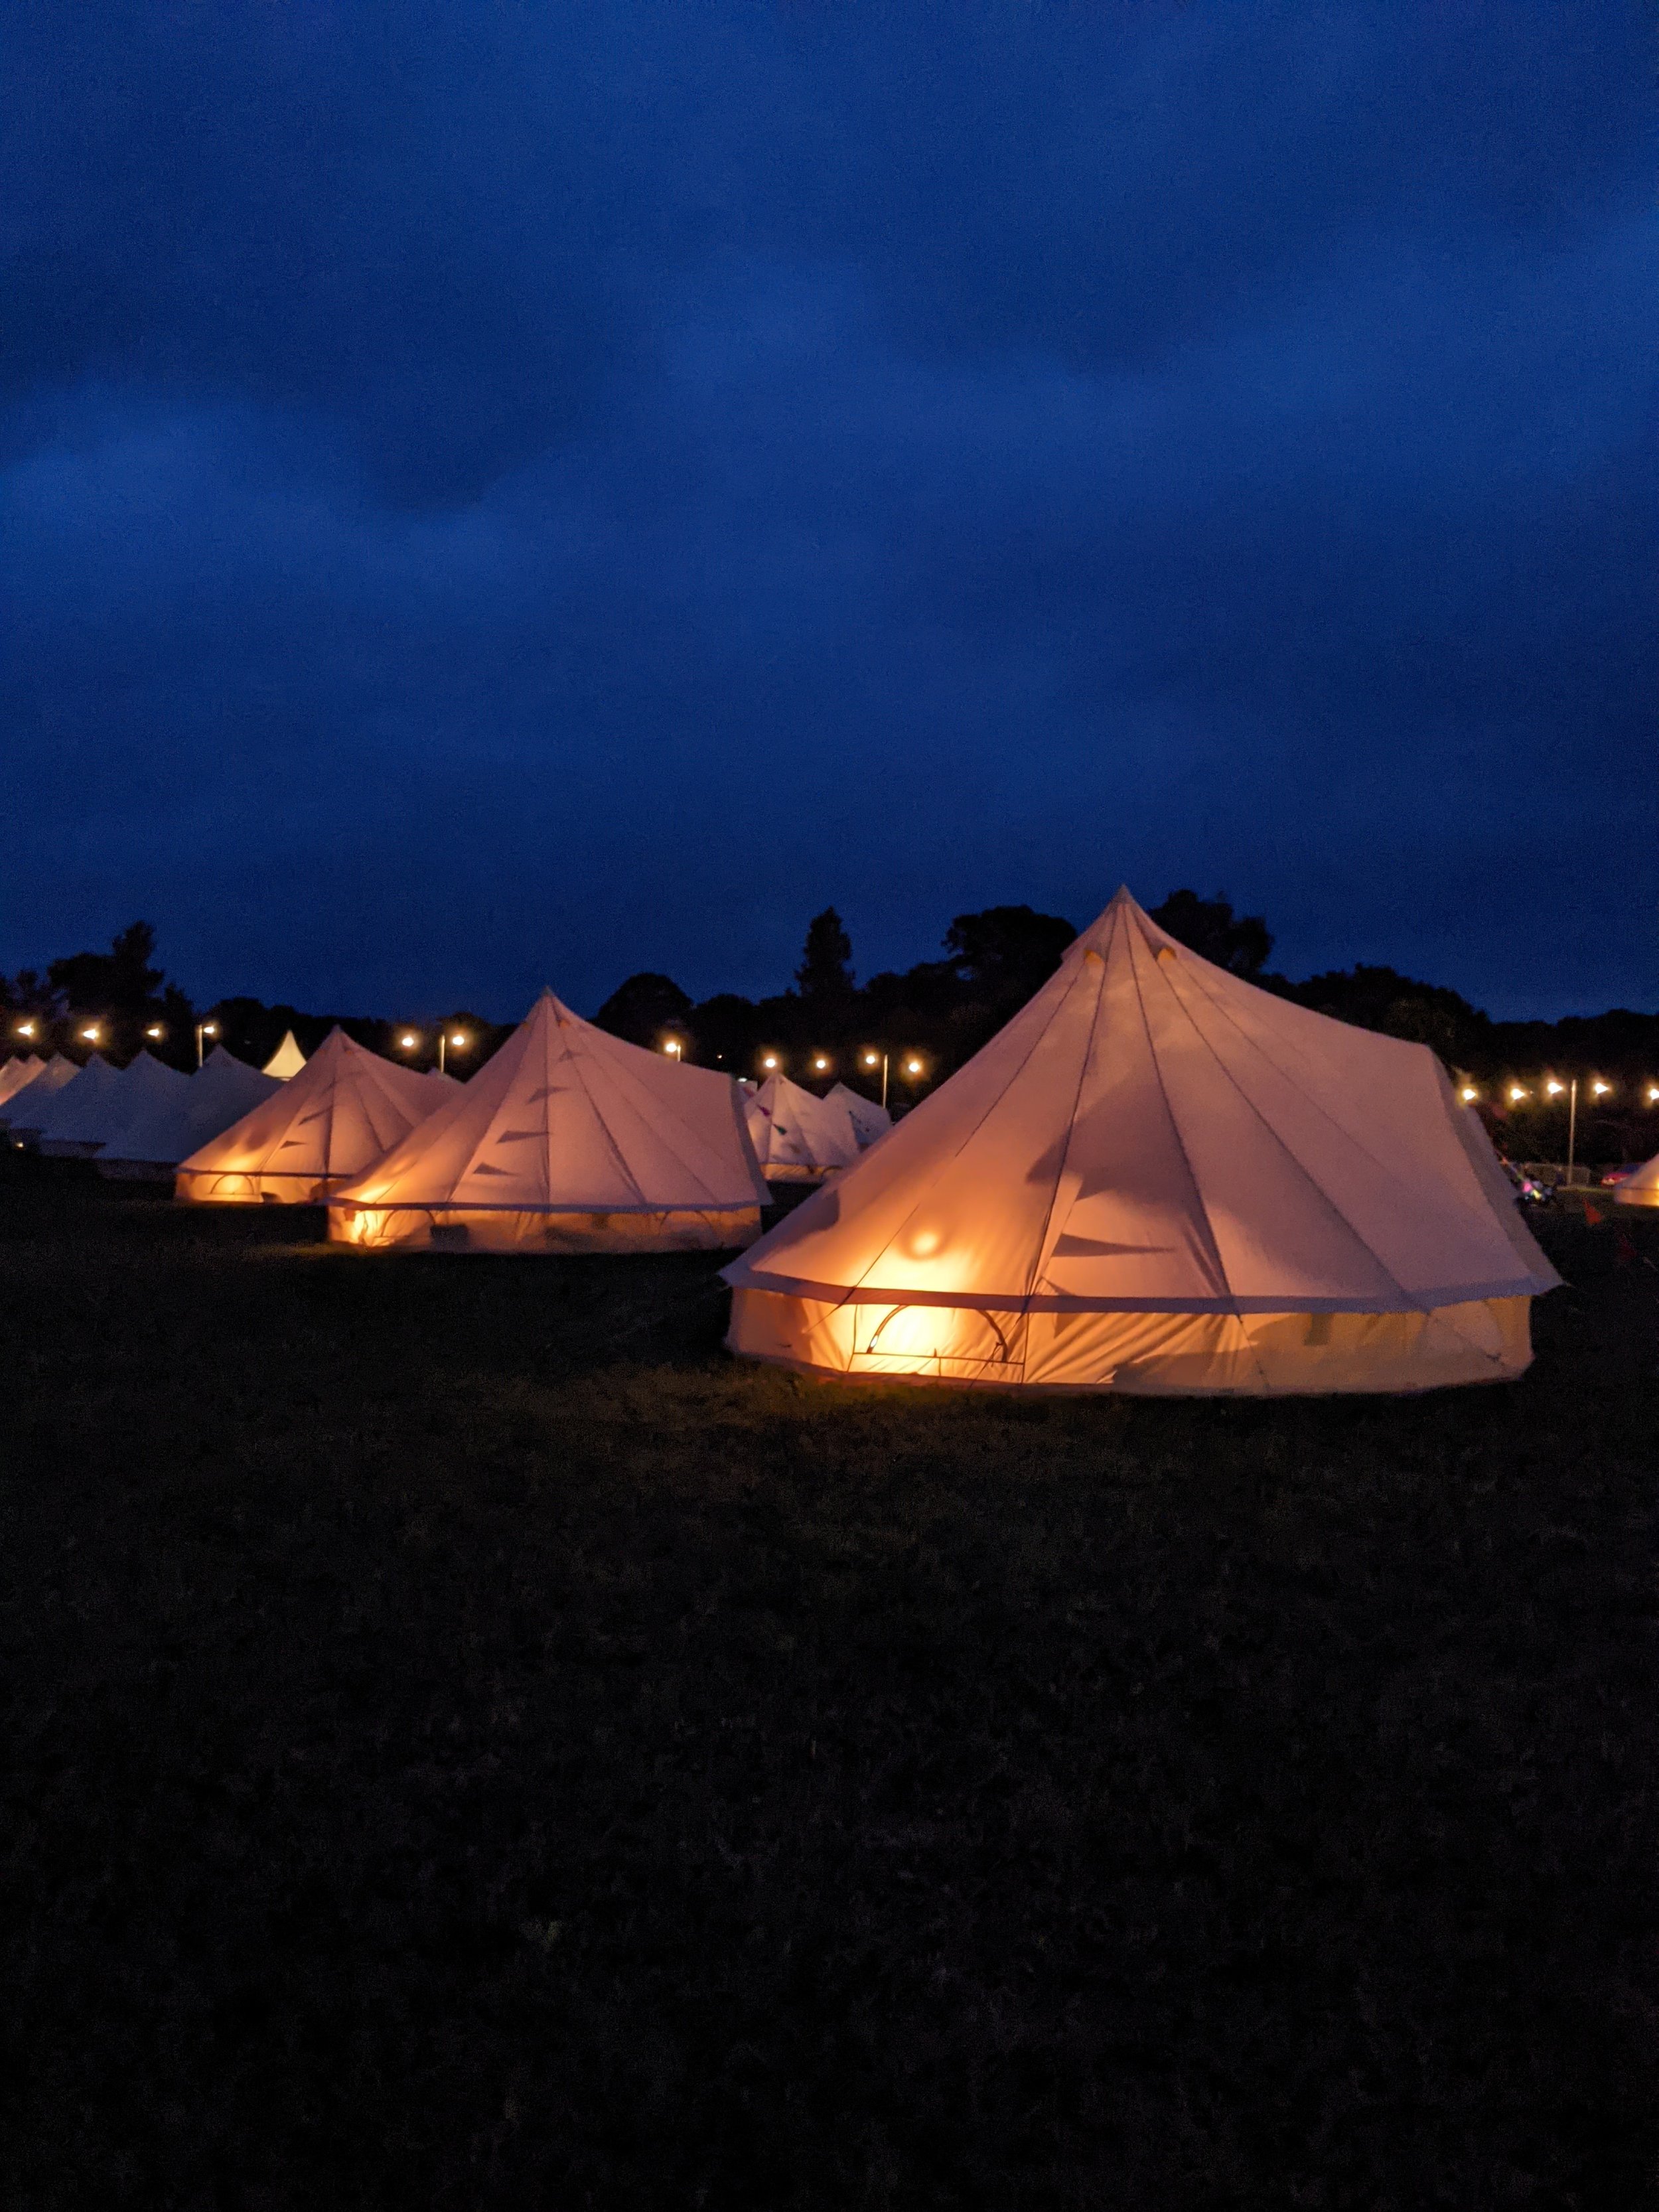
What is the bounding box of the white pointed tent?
[19,1053,125,1151]
[1,1053,84,1133]
[177,1027,453,1203]
[100,1046,283,1181]
[262,1030,307,1080]
[327,989,769,1252]
[1614,1152,1659,1210]
[828,1081,893,1149]
[38,1051,190,1158]
[723,889,1559,1396]
[743,1075,861,1181]
[0,1054,45,1110]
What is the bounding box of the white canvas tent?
[17,1053,125,1150]
[723,889,1559,1396]
[327,988,769,1252]
[828,1081,893,1149]
[1,1053,82,1133]
[1614,1153,1659,1210]
[177,1027,454,1203]
[743,1074,861,1182]
[39,1051,189,1158]
[261,1030,307,1080]
[0,1054,46,1110]
[100,1047,283,1181]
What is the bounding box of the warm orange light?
[449,1032,469,1049]
[862,1051,879,1068]
[145,1025,164,1039]
[202,1023,219,1038]
[1591,1080,1612,1097]
[1459,1086,1478,1103]
[812,1055,829,1072]
[1648,1085,1659,1106]
[904,1057,923,1076]
[399,1032,418,1051]
[80,1025,100,1043]
[1508,1084,1526,1103]
[1545,1079,1564,1096]
[761,1053,779,1071]
[661,1037,684,1059]
[16,1021,35,1039]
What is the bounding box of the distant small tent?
[828,1081,893,1149]
[1614,1153,1659,1211]
[0,1054,45,1110]
[328,988,768,1252]
[723,888,1559,1396]
[38,1052,190,1158]
[100,1047,282,1181]
[0,1053,82,1132]
[16,1053,119,1149]
[261,1030,307,1080]
[743,1074,860,1182]
[177,1027,453,1203]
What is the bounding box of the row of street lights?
[1459,1072,1657,1185]
[12,1015,222,1066]
[687,1043,927,1108]
[397,1027,472,1075]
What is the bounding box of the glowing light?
[1459,1086,1478,1103]
[1545,1079,1564,1096]
[862,1051,879,1068]
[904,1057,923,1076]
[761,1054,779,1071]
[661,1038,684,1059]
[80,1025,100,1043]
[16,1020,36,1038]
[399,1033,418,1051]
[145,1025,164,1039]
[202,1023,219,1038]
[449,1033,469,1049]
[812,1055,829,1072]
[1508,1085,1527,1104]
[1591,1080,1612,1097]
[1648,1086,1659,1106]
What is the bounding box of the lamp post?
[194,1020,218,1069]
[440,1029,470,1076]
[862,1049,889,1108]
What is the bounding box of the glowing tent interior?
[722,888,1559,1396]
[176,1027,453,1203]
[743,1074,861,1182]
[1613,1151,1659,1209]
[100,1047,283,1181]
[328,988,769,1252]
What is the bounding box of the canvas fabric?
[722,889,1557,1396]
[261,1031,307,1079]
[743,1075,861,1180]
[100,1047,283,1179]
[37,1052,190,1158]
[1615,1153,1659,1209]
[0,1053,80,1130]
[327,989,768,1254]
[0,1055,44,1109]
[828,1082,893,1148]
[177,1028,451,1203]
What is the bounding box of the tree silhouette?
[795,909,855,1001]
[593,972,693,1050]
[1149,890,1272,980]
[944,906,1075,997]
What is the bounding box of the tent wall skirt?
[725,1289,1535,1395]
[329,1204,764,1254]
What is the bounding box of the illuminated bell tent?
[176,1028,453,1203]
[828,1080,893,1149]
[722,888,1559,1396]
[0,1053,80,1131]
[327,988,769,1253]
[1613,1152,1659,1210]
[743,1074,861,1181]
[100,1047,282,1181]
[261,1029,307,1080]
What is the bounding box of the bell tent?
[177,1027,453,1203]
[0,1054,45,1110]
[100,1047,283,1181]
[722,889,1559,1396]
[39,1051,190,1159]
[261,1030,307,1080]
[1,1053,86,1135]
[327,988,769,1252]
[743,1074,861,1181]
[18,1053,125,1151]
[1614,1153,1659,1210]
[828,1081,893,1149]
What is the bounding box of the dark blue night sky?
[4,1,1654,1020]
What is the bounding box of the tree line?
[5,899,1657,1160]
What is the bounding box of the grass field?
[2,1157,1655,2209]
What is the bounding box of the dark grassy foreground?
[2,1162,1656,2211]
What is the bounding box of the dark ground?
[1,1157,1655,2209]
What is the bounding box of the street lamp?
[80,1024,100,1045]
[1508,1084,1528,1104]
[661,1037,684,1061]
[439,1030,470,1076]
[760,1053,780,1073]
[812,1054,830,1074]
[145,1025,165,1041]
[904,1056,924,1078]
[398,1031,419,1053]
[15,1020,35,1040]
[861,1048,889,1107]
[1459,1085,1479,1103]
[194,1020,218,1069]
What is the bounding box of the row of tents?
[7,889,1649,1394]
